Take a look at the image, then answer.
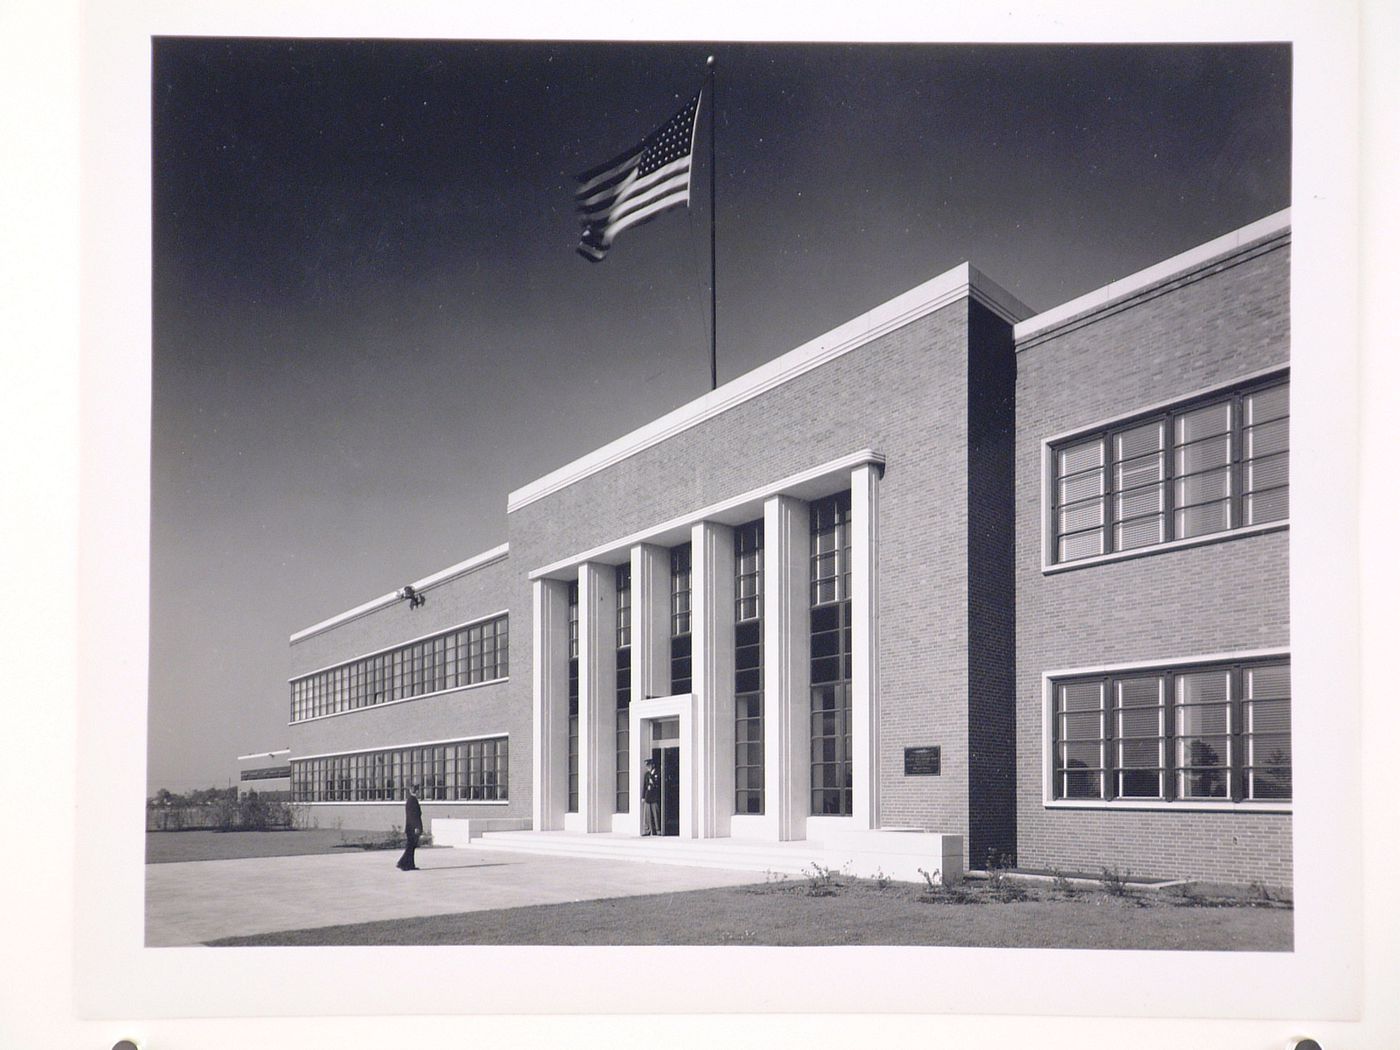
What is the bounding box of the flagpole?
[707,54,717,392]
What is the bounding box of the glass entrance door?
[660,746,680,836]
[648,717,681,837]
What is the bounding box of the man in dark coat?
[396,783,423,871]
[641,758,661,836]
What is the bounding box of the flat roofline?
[507,262,1031,513]
[289,542,509,644]
[236,749,290,761]
[1013,208,1291,344]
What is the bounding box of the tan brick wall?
[508,299,999,846]
[1014,237,1293,886]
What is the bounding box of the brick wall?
[966,299,1018,867]
[508,298,998,848]
[1014,235,1292,886]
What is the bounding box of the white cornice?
[1014,208,1291,344]
[236,749,290,761]
[507,263,1030,513]
[289,543,509,644]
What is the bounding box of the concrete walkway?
[145,846,766,946]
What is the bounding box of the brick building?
[278,209,1291,886]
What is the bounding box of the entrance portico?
[531,453,884,844]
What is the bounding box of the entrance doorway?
[649,717,681,837]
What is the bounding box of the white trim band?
[292,731,511,763]
[1014,208,1290,343]
[289,543,509,643]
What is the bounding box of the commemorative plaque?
[903,746,941,776]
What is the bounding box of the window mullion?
[1164,671,1176,801]
[1098,675,1110,801]
[1231,665,1245,803]
[1102,431,1114,555]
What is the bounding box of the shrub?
[872,868,892,890]
[802,862,841,897]
[1049,867,1075,896]
[1100,866,1131,897]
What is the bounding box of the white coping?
[1014,208,1291,343]
[289,542,509,644]
[235,749,290,761]
[507,262,1031,514]
[292,730,510,763]
[526,448,884,580]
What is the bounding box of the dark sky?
[148,39,1290,792]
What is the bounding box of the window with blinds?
[1051,375,1288,565]
[1051,658,1290,803]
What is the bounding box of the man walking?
[396,783,423,871]
[641,758,661,836]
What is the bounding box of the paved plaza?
[145,846,764,946]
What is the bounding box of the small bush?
[872,868,892,890]
[802,862,841,897]
[1100,866,1131,897]
[916,867,977,905]
[1049,867,1076,896]
[1247,879,1274,904]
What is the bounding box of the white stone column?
[850,463,882,830]
[632,543,672,702]
[624,543,671,837]
[691,520,736,839]
[532,578,570,831]
[578,562,617,832]
[764,494,811,841]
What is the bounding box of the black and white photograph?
[144,36,1298,953]
[7,0,1394,1046]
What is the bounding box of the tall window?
[566,581,579,813]
[670,543,692,694]
[810,492,852,816]
[1052,658,1291,803]
[290,737,508,803]
[289,614,509,722]
[734,520,764,814]
[615,562,632,813]
[1050,376,1289,564]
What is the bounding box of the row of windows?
[616,563,632,813]
[290,738,508,803]
[289,615,508,723]
[1051,376,1289,564]
[811,493,854,816]
[735,520,765,815]
[671,543,692,694]
[567,582,579,813]
[1052,660,1290,803]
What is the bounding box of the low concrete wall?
[431,816,532,846]
[816,829,964,884]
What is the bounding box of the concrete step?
[466,829,959,884]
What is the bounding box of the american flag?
[574,91,702,262]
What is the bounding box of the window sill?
[1043,799,1291,814]
[288,676,509,727]
[296,799,510,806]
[1042,520,1288,575]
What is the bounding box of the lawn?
[207,873,1292,950]
[146,828,402,864]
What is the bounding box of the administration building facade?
[281,210,1292,887]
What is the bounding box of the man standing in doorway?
[397,783,423,871]
[641,758,661,836]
